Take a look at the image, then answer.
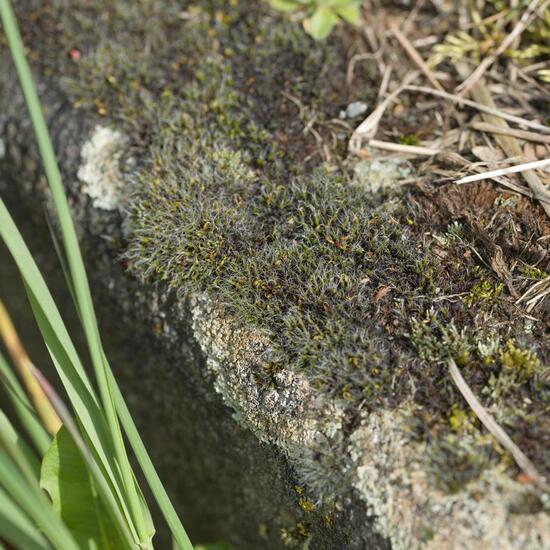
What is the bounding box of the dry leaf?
[471,145,505,164]
[373,286,392,301]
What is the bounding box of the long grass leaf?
[109,368,194,550]
[0,408,40,478]
[0,487,51,550]
[0,201,95,397]
[26,289,140,544]
[0,451,79,549]
[33,366,137,550]
[0,352,50,455]
[0,203,129,510]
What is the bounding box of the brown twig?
[390,22,444,91]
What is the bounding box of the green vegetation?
[521,265,548,280]
[463,278,504,308]
[1,0,549,539]
[0,1,195,547]
[268,0,362,39]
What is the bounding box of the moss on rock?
[3,0,550,546]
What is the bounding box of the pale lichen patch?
[77,125,127,211]
[190,295,319,448]
[350,410,550,550]
[352,158,412,194]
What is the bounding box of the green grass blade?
[0,201,140,542]
[26,288,140,544]
[0,487,51,550]
[0,201,96,397]
[1,195,144,533]
[32,366,137,550]
[109,367,194,550]
[0,1,149,541]
[0,409,40,479]
[0,352,50,455]
[0,450,79,549]
[0,203,126,498]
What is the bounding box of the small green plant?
[486,340,539,399]
[268,0,362,40]
[462,278,504,308]
[520,265,548,280]
[499,340,538,381]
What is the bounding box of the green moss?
[463,278,504,308]
[487,340,541,399]
[500,340,538,378]
[12,0,550,503]
[409,311,474,364]
[426,434,495,494]
[521,265,548,280]
[448,404,478,434]
[398,134,420,146]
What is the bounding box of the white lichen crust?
[191,295,319,447]
[78,125,126,211]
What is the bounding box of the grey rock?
[345,101,369,119]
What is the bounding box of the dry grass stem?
[455,158,550,184]
[0,299,61,435]
[469,121,550,145]
[390,22,444,91]
[459,68,550,218]
[368,139,440,156]
[349,71,419,153]
[405,85,550,134]
[516,278,550,312]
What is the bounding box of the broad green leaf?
[0,487,50,550]
[335,4,361,24]
[269,0,300,11]
[307,7,338,40]
[40,426,126,550]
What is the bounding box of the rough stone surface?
[1,2,549,549]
